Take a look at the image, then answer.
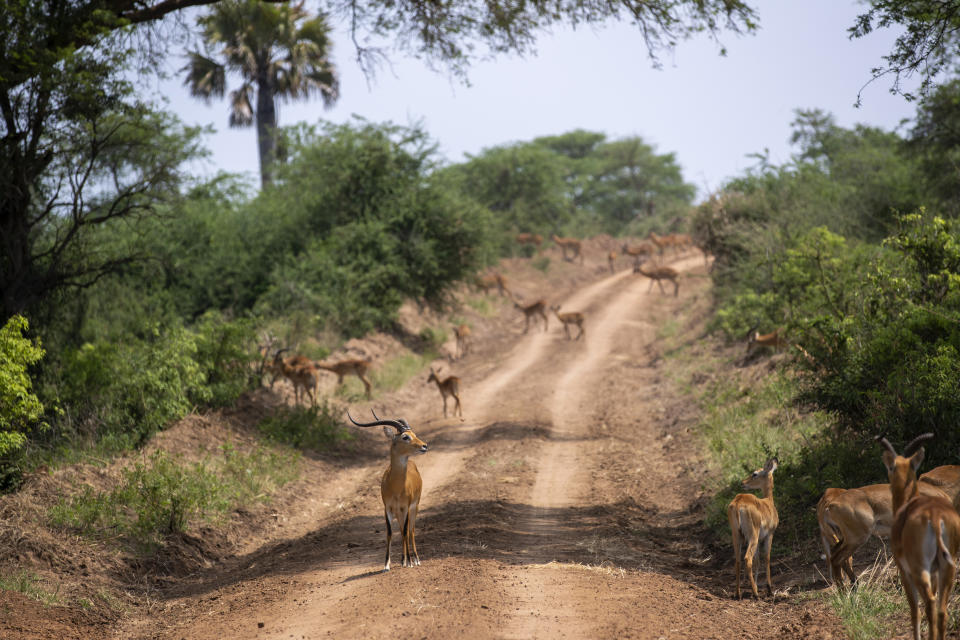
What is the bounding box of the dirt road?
[116,253,843,640]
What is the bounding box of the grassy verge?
[49,444,299,549]
[816,558,906,640]
[258,401,354,450]
[0,571,61,605]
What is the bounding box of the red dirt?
[0,239,851,639]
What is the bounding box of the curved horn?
[273,347,291,362]
[876,435,898,457]
[346,410,408,432]
[905,432,935,456]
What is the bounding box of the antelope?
[634,261,679,297]
[266,349,319,405]
[475,272,510,297]
[647,231,669,255]
[348,411,429,572]
[452,324,471,360]
[621,242,655,269]
[727,458,779,599]
[513,298,549,333]
[315,358,373,399]
[817,481,950,588]
[747,328,788,354]
[426,366,462,418]
[607,251,617,274]
[747,328,816,364]
[550,304,584,340]
[669,233,694,252]
[920,465,960,510]
[516,232,543,248]
[879,434,960,640]
[551,234,583,264]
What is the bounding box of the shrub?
[257,401,353,450]
[0,315,46,458]
[50,445,299,547]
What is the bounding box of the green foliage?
[257,402,353,450]
[50,446,298,547]
[245,121,492,335]
[444,130,696,243]
[191,311,257,407]
[57,324,210,449]
[0,315,46,457]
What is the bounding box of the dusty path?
[117,253,843,640]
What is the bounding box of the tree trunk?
[256,75,277,188]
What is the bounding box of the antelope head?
[348,410,429,456]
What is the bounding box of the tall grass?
[824,557,904,640]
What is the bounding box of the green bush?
[191,311,258,407]
[0,315,46,457]
[257,402,353,450]
[58,324,210,449]
[50,446,299,547]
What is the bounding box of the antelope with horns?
[426,367,463,419]
[879,434,960,640]
[727,458,779,599]
[348,411,429,572]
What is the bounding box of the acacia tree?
[183,1,339,187]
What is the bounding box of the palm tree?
[182,0,339,187]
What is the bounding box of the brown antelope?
[747,328,816,364]
[551,234,583,264]
[513,298,549,333]
[621,241,655,268]
[426,367,462,418]
[607,251,617,274]
[452,324,471,359]
[817,481,951,588]
[516,232,543,248]
[747,328,788,354]
[879,434,960,640]
[348,411,429,572]
[475,272,510,297]
[550,305,584,340]
[266,349,319,405]
[727,458,779,599]
[315,358,373,399]
[647,231,669,255]
[669,233,694,252]
[634,261,679,297]
[920,465,960,510]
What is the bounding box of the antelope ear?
[383,426,395,439]
[910,447,926,471]
[882,450,897,472]
[766,458,778,473]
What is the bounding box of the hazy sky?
[158,0,919,199]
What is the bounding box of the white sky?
[158,0,919,200]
